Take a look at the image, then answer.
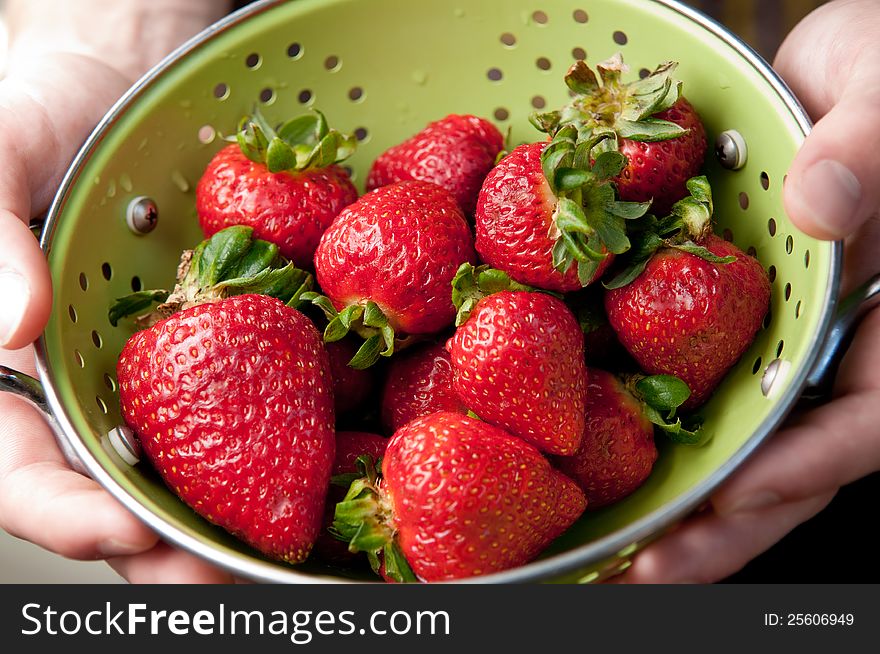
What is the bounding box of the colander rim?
[34,0,842,584]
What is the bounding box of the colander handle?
[0,365,88,475]
[802,273,880,402]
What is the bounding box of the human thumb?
[775,1,880,241]
[0,210,52,350]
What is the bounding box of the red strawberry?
[532,55,706,215]
[604,177,770,408]
[111,227,330,562]
[476,136,648,294]
[117,294,335,563]
[367,114,504,216]
[196,110,358,269]
[553,369,658,508]
[312,431,388,566]
[309,180,477,368]
[381,342,467,434]
[618,97,706,215]
[326,339,373,416]
[447,273,588,455]
[332,412,586,582]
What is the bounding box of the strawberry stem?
[301,294,397,369]
[541,125,651,285]
[625,373,708,445]
[231,107,357,173]
[108,226,313,327]
[451,263,547,326]
[532,54,687,143]
[330,455,418,583]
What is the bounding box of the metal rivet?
[715,130,748,170]
[761,358,792,398]
[126,196,158,235]
[108,425,141,465]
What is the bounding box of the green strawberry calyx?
[108,225,313,327]
[451,263,548,326]
[231,107,357,173]
[330,455,418,583]
[302,293,405,370]
[625,374,708,446]
[541,125,652,285]
[531,54,687,147]
[603,176,737,290]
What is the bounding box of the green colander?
[1,0,876,583]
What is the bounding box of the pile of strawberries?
[111,55,770,582]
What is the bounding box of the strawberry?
[366,114,504,216]
[447,266,588,455]
[475,133,649,294]
[326,339,373,417]
[312,431,388,566]
[196,110,358,269]
[381,342,467,434]
[117,295,334,562]
[308,180,477,368]
[112,227,333,563]
[553,369,702,508]
[604,177,771,408]
[532,55,707,215]
[332,412,586,582]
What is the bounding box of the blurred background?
[0,0,876,584]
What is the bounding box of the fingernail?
[721,490,781,516]
[0,270,30,347]
[798,160,862,237]
[98,538,145,557]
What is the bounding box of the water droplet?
[179,99,192,109]
[119,174,133,192]
[453,7,465,17]
[411,70,428,85]
[717,74,731,90]
[93,176,101,186]
[106,179,117,198]
[137,138,149,151]
[171,170,190,192]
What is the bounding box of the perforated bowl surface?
[37,0,839,582]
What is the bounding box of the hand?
[618,0,880,583]
[1,1,234,583]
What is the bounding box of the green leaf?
[672,241,737,264]
[529,110,562,135]
[577,258,602,286]
[348,334,383,369]
[565,60,601,95]
[197,225,255,287]
[555,167,593,192]
[108,290,170,326]
[607,200,652,220]
[266,137,296,172]
[324,305,364,342]
[685,175,712,206]
[555,197,592,235]
[452,263,544,325]
[302,292,340,321]
[616,118,687,142]
[382,542,418,583]
[648,409,709,446]
[362,301,390,330]
[592,151,627,180]
[634,374,691,412]
[603,258,650,290]
[225,239,280,279]
[277,113,321,146]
